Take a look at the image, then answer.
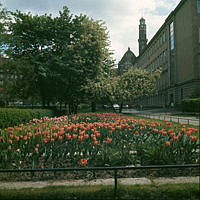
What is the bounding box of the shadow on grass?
[0,183,199,200]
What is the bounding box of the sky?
[1,0,181,64]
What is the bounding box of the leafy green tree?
[87,68,161,112]
[64,15,113,113]
[1,11,53,105]
[0,2,9,55]
[3,7,113,113]
[1,59,38,104]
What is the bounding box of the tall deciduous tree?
[87,68,161,113]
[2,6,113,113]
[0,2,9,55]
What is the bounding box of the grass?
[0,183,199,200]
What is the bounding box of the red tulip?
[80,159,88,166]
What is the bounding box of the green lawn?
[0,183,199,200]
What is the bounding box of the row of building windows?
[143,31,167,60]
[139,24,199,71]
[148,49,168,71]
[136,27,168,69]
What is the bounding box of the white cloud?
[105,0,181,62]
[1,0,181,63]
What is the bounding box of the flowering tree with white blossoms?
[87,67,161,112]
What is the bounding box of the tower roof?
[119,47,136,65]
[140,17,146,24]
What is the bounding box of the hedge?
[181,98,200,112]
[0,108,54,129]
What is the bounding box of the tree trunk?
[31,98,34,109]
[91,101,96,112]
[69,100,78,114]
[42,97,45,108]
[47,101,50,108]
[59,101,62,115]
[119,102,123,113]
[108,100,116,113]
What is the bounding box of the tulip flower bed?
[0,113,199,169]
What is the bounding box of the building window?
[198,27,200,43]
[165,50,168,62]
[197,0,200,13]
[169,22,175,50]
[163,32,166,43]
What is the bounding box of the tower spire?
[138,17,148,55]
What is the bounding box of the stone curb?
[0,176,199,189]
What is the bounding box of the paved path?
[0,177,199,189]
[122,109,200,126]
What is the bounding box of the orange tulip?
[93,140,98,145]
[84,134,89,139]
[8,146,12,150]
[8,139,13,144]
[50,138,55,142]
[165,141,170,147]
[72,134,77,139]
[65,134,71,140]
[153,129,158,133]
[78,136,83,141]
[58,136,63,141]
[191,136,197,141]
[173,136,178,142]
[106,138,112,144]
[186,131,192,136]
[27,132,32,137]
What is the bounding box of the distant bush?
[0,100,5,107]
[181,98,200,112]
[0,108,53,129]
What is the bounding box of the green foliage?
[1,6,113,112]
[181,98,200,112]
[0,99,5,107]
[0,2,9,55]
[86,68,161,112]
[0,108,53,129]
[0,59,38,102]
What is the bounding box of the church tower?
[138,17,148,55]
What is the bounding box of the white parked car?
[113,104,120,108]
